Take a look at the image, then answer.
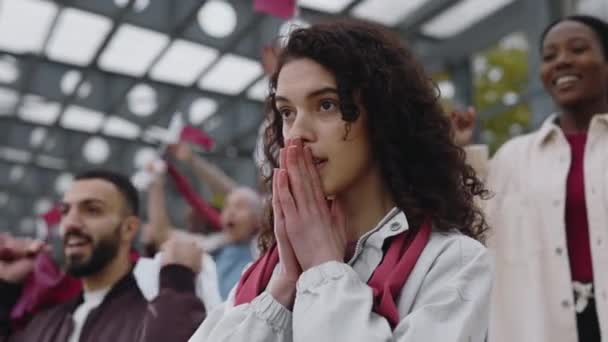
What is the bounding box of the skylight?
[351,0,429,26]
[99,24,169,77]
[18,95,61,125]
[150,40,219,86]
[29,127,47,147]
[246,76,269,102]
[0,0,58,54]
[46,8,112,66]
[421,0,514,38]
[197,0,238,38]
[54,172,74,194]
[103,116,141,139]
[61,105,106,132]
[0,87,19,114]
[59,70,93,98]
[298,0,353,13]
[0,147,31,163]
[0,55,20,84]
[82,137,110,164]
[134,147,158,169]
[189,97,218,125]
[37,155,66,170]
[198,54,263,95]
[9,165,25,182]
[127,84,158,117]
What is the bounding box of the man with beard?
[0,170,208,342]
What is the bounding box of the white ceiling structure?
[0,0,562,235]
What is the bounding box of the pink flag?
[180,125,214,151]
[11,253,81,329]
[253,0,296,19]
[42,205,61,229]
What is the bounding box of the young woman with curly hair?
[190,19,493,342]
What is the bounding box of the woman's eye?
[571,45,588,54]
[279,108,294,119]
[87,206,101,215]
[542,52,555,62]
[319,100,337,112]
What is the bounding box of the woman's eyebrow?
[275,87,339,103]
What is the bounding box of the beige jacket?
[189,208,493,342]
[467,113,608,342]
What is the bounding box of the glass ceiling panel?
[0,0,58,54]
[188,97,218,125]
[61,105,106,133]
[351,0,429,26]
[150,39,219,86]
[18,95,61,125]
[98,23,169,77]
[198,53,263,95]
[103,115,141,139]
[298,0,354,13]
[421,0,514,38]
[246,76,269,102]
[46,7,113,66]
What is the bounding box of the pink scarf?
[166,162,222,231]
[234,219,432,329]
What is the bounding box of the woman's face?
[540,20,608,109]
[274,58,375,196]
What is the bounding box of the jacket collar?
[535,112,608,147]
[66,268,138,312]
[349,207,410,263]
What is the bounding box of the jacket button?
[390,222,401,231]
[555,247,563,255]
[552,199,561,207]
[561,300,570,308]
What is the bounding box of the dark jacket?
[0,265,205,342]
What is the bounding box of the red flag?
[11,252,81,329]
[253,0,296,19]
[42,205,61,229]
[179,125,214,151]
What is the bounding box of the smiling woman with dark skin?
[453,15,608,342]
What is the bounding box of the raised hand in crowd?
[0,234,47,284]
[449,106,476,147]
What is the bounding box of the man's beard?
[64,224,122,278]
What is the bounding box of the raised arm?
[169,143,238,197]
[145,171,173,249]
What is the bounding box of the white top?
[133,252,222,310]
[189,208,493,342]
[466,113,608,342]
[68,287,111,342]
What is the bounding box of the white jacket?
[466,113,608,342]
[189,208,493,342]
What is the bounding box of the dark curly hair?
[259,19,489,253]
[540,15,608,60]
